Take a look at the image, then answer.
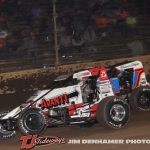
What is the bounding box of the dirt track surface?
[0,111,150,150]
[0,94,150,150]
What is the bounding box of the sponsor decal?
[41,91,79,109]
[99,67,108,81]
[41,94,69,108]
[143,88,150,91]
[20,135,65,149]
[140,81,147,85]
[99,84,111,93]
[120,62,140,70]
[140,77,147,85]
[97,80,110,85]
[83,72,91,76]
[74,71,91,78]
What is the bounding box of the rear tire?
[129,86,150,111]
[17,108,46,135]
[96,96,130,129]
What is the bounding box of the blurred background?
[0,0,150,72]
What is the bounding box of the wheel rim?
[110,104,126,122]
[24,112,44,131]
[137,92,150,109]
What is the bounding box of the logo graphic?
[41,91,79,109]
[41,94,69,108]
[20,135,66,149]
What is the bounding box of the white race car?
[0,61,149,139]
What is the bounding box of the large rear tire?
[129,86,150,111]
[0,111,16,139]
[17,108,46,135]
[96,96,130,129]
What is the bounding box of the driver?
[80,77,95,103]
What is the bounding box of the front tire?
[0,111,16,139]
[96,96,130,129]
[17,108,46,135]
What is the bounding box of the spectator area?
[0,0,150,72]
